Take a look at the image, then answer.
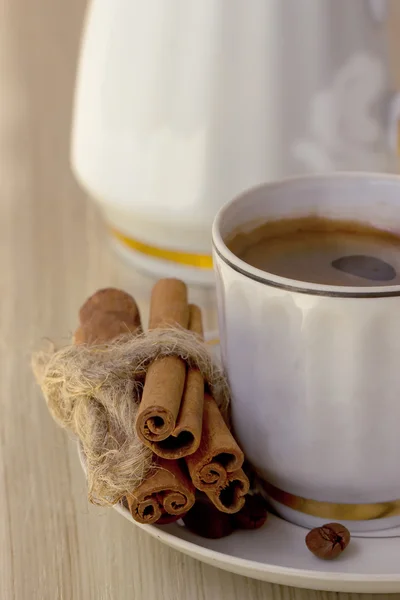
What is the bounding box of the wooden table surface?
[0,0,398,598]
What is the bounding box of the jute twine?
[32,328,230,506]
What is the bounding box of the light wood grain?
[0,0,398,599]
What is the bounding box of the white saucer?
[78,446,400,594]
[114,498,400,594]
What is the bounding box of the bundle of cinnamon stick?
[75,279,250,525]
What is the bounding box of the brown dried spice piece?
[185,394,244,495]
[305,522,351,560]
[232,494,268,530]
[135,279,190,449]
[79,288,142,326]
[75,288,142,345]
[183,497,234,539]
[126,459,195,525]
[74,311,140,345]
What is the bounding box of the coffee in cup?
[227,216,400,287]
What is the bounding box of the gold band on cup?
[263,481,400,521]
[111,228,213,270]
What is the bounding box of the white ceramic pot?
[212,173,400,534]
[72,0,400,285]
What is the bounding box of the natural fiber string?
[32,328,230,507]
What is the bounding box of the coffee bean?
[183,498,234,539]
[305,523,351,559]
[232,494,268,530]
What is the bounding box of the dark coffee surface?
[227,217,400,286]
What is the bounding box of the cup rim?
[212,172,400,298]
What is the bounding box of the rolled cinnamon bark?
[79,288,142,325]
[148,278,189,330]
[141,304,205,459]
[185,394,244,491]
[206,468,250,514]
[126,459,195,524]
[135,279,190,445]
[74,288,142,344]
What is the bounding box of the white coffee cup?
[212,173,400,534]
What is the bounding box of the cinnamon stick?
[147,278,189,330]
[206,468,250,514]
[138,304,205,459]
[135,279,190,444]
[74,288,142,344]
[185,394,244,492]
[164,304,204,456]
[126,459,195,524]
